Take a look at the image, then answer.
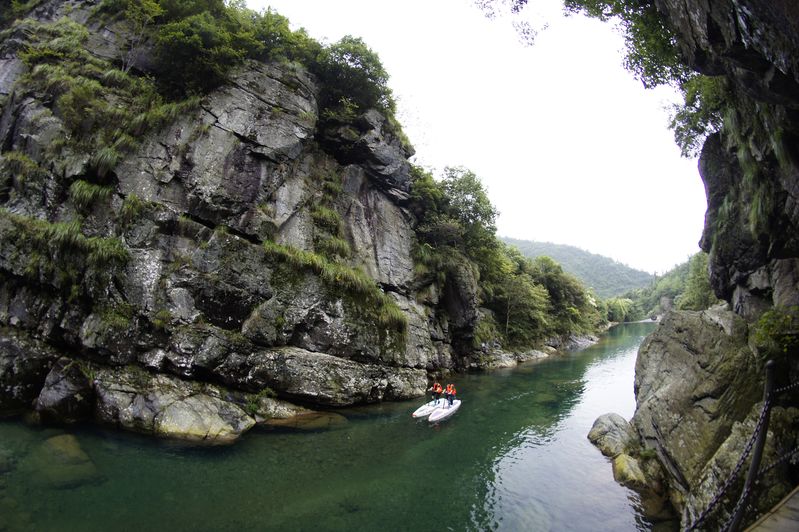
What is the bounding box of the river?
[0,322,659,531]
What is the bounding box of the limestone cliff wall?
[0,0,471,442]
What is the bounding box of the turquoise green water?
[0,322,659,531]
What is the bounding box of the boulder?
[93,367,255,444]
[612,454,648,490]
[241,346,427,406]
[588,413,636,458]
[35,357,94,423]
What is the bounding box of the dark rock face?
[0,1,472,442]
[0,329,60,416]
[589,2,799,528]
[35,357,94,423]
[657,0,799,317]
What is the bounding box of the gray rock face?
[234,346,427,407]
[632,309,758,495]
[320,109,414,192]
[0,329,60,416]
[588,413,636,458]
[628,308,798,528]
[621,3,799,527]
[0,1,479,441]
[655,0,799,316]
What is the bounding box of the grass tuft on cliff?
[263,241,407,335]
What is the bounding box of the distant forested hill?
[502,238,654,299]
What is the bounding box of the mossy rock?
[612,453,648,490]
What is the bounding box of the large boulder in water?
[94,367,255,444]
[588,413,636,458]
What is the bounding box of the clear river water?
[0,322,662,531]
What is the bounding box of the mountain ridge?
[502,237,654,299]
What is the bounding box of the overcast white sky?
[249,0,707,274]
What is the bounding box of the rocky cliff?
[592,1,799,529]
[0,0,474,443]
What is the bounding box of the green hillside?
[502,238,654,299]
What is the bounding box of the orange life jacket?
[446,385,456,395]
[432,383,442,393]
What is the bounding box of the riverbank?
[475,332,600,369]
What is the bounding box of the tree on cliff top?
[410,166,604,347]
[314,35,395,116]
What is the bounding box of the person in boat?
[444,383,457,406]
[429,382,443,404]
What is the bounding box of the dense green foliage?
[410,166,603,348]
[669,75,727,157]
[315,36,394,117]
[753,306,799,357]
[617,251,719,320]
[14,17,199,177]
[503,238,654,298]
[0,208,128,299]
[0,0,43,28]
[98,0,401,138]
[675,251,719,311]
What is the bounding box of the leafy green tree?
[676,252,719,310]
[500,271,551,347]
[479,1,732,158]
[157,0,225,21]
[440,166,499,252]
[606,297,634,322]
[250,8,320,64]
[314,35,394,115]
[669,75,728,157]
[154,11,244,95]
[563,0,690,88]
[118,0,163,73]
[530,256,591,334]
[621,254,715,317]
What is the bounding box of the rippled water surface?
[0,322,660,531]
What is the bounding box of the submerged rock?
[0,446,12,474]
[18,434,102,489]
[264,411,348,431]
